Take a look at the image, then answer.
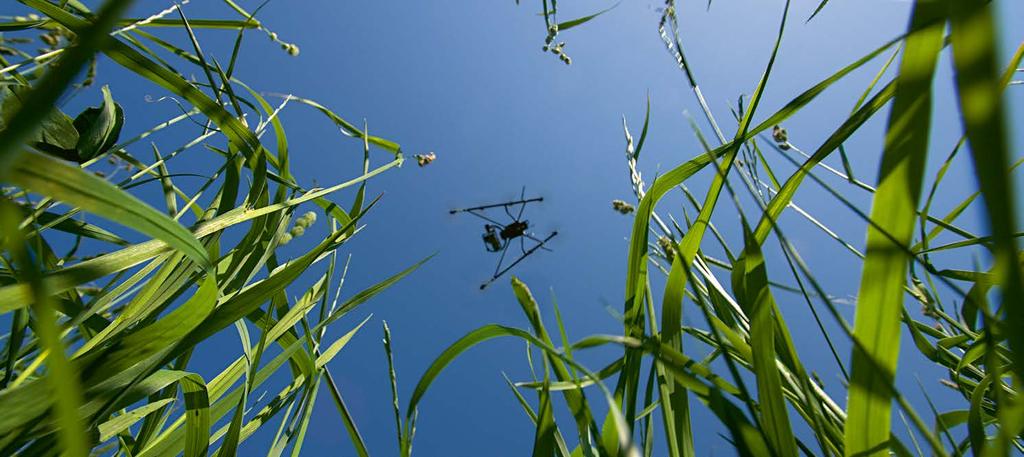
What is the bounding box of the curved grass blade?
[512,278,603,456]
[179,374,211,457]
[6,151,211,270]
[97,398,174,442]
[405,324,640,457]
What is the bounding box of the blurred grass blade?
[845,2,945,455]
[0,202,89,457]
[949,0,1024,384]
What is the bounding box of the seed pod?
[771,125,788,144]
[611,199,635,215]
[279,233,293,245]
[290,225,305,237]
[415,152,436,167]
[657,236,675,263]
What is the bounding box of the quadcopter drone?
[450,187,558,289]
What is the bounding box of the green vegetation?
[1,0,1022,456]
[406,1,1024,456]
[0,1,422,456]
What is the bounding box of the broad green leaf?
[1,0,134,172]
[73,85,125,161]
[0,84,79,159]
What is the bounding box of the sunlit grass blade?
[845,2,945,455]
[511,278,604,456]
[6,148,210,270]
[405,323,640,457]
[98,398,174,442]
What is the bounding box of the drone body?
[451,187,557,289]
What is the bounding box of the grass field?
[1,0,1022,456]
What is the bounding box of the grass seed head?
[772,125,790,150]
[612,199,635,215]
[415,152,436,167]
[657,236,675,263]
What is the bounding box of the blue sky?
[8,0,1024,455]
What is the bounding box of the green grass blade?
[844,2,945,455]
[733,223,797,457]
[6,150,210,270]
[0,202,89,456]
[949,0,1024,384]
[315,315,372,368]
[557,3,617,32]
[178,373,211,457]
[532,361,557,457]
[98,398,175,442]
[656,247,693,457]
[324,370,371,457]
[406,323,640,457]
[512,278,603,455]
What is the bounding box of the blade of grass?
[949,0,1024,385]
[844,2,945,455]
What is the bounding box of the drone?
[450,187,558,289]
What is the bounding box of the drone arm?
[462,210,506,228]
[450,197,543,214]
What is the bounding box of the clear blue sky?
[13,0,1024,455]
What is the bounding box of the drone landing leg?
[479,232,558,290]
[494,241,511,277]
